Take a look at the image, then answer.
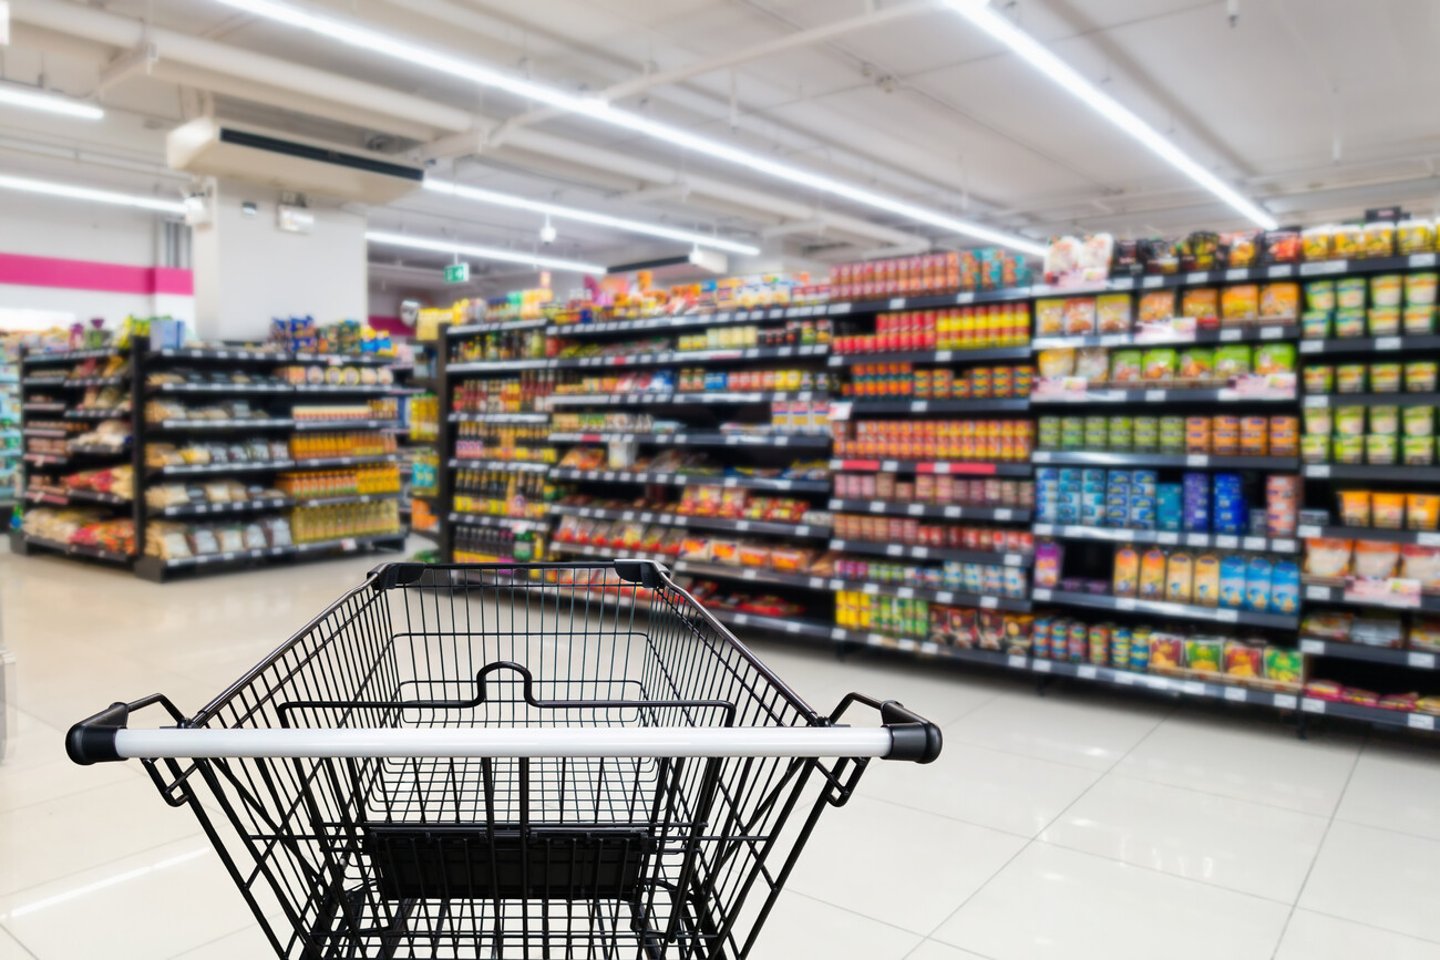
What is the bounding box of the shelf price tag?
[1299,340,1322,354]
[1145,389,1166,402]
[1374,336,1402,351]
[1034,659,1053,673]
[912,401,929,413]
[1215,609,1240,623]
[1306,584,1331,600]
[1007,654,1027,669]
[1077,665,1099,680]
[1115,597,1138,611]
[1408,651,1437,669]
[907,503,926,516]
[1300,639,1324,654]
[888,297,906,310]
[955,292,975,304]
[1408,713,1437,730]
[1214,535,1239,549]
[1299,260,1347,276]
[1185,454,1208,467]
[1186,271,1209,283]
[1274,693,1299,709]
[1302,395,1329,408]
[1115,672,1138,685]
[1410,253,1438,268]
[1268,265,1295,278]
[1032,588,1053,601]
[1307,465,1331,478]
[980,596,998,609]
[1224,686,1248,703]
[1301,698,1327,714]
[1141,276,1164,289]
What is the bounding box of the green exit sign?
[444,262,470,284]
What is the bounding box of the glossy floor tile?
[2,543,1439,958]
[1038,774,1329,901]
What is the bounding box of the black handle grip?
[829,693,943,764]
[66,694,186,765]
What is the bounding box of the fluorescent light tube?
[422,179,760,256]
[0,172,184,213]
[209,0,1045,257]
[943,0,1276,230]
[365,230,606,274]
[0,83,104,120]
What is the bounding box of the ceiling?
[3,0,1440,298]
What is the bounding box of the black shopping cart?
[68,560,941,959]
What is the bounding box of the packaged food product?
[1137,290,1175,325]
[1075,347,1109,382]
[1407,362,1437,393]
[1404,306,1435,335]
[1221,285,1259,324]
[1113,545,1140,596]
[1213,415,1239,455]
[1240,416,1268,455]
[1193,553,1221,606]
[1109,349,1143,383]
[1338,490,1371,526]
[1096,294,1133,333]
[1398,220,1435,256]
[1224,642,1264,679]
[1336,277,1367,310]
[1226,231,1259,267]
[1272,559,1301,614]
[1253,342,1296,375]
[1364,221,1396,258]
[1142,348,1178,382]
[1367,434,1397,464]
[1336,366,1367,394]
[1369,405,1399,435]
[1353,539,1399,578]
[1185,416,1211,453]
[1213,345,1252,379]
[1036,299,1065,337]
[1332,224,1364,259]
[1185,638,1223,674]
[1177,347,1214,383]
[1372,492,1405,529]
[1407,272,1438,306]
[1064,298,1098,335]
[1334,308,1366,338]
[1305,280,1336,312]
[1405,406,1434,437]
[1303,365,1334,394]
[1305,537,1352,579]
[1181,288,1219,321]
[1166,551,1194,603]
[1220,554,1248,607]
[1407,493,1440,531]
[1260,282,1300,320]
[1301,312,1331,340]
[1301,225,1333,261]
[1037,348,1076,378]
[1303,406,1332,438]
[1266,230,1301,263]
[1403,436,1435,464]
[1402,544,1440,590]
[1371,274,1404,307]
[1264,648,1304,689]
[1369,307,1401,336]
[1334,435,1365,463]
[1151,635,1184,673]
[1138,547,1167,600]
[1088,624,1110,666]
[1245,556,1273,612]
[1412,618,1440,652]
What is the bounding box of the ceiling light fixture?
[0,82,105,121]
[209,0,1046,257]
[423,178,760,256]
[0,172,184,213]
[942,0,1277,230]
[365,230,606,275]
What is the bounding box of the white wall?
[192,182,367,341]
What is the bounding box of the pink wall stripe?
[0,252,193,296]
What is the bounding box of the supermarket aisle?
[0,548,1437,960]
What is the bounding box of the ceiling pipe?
[487,0,938,146]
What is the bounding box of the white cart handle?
[68,697,942,763]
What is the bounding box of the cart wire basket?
[68,560,941,959]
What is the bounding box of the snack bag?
[1113,545,1140,596]
[1096,294,1133,334]
[1036,299,1066,337]
[1138,547,1168,599]
[1185,638,1223,674]
[1221,285,1259,324]
[1138,290,1176,325]
[1177,347,1215,383]
[1063,298,1098,335]
[1260,282,1300,320]
[1166,550,1194,603]
[1224,642,1264,680]
[1182,288,1219,321]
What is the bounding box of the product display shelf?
[829,457,1033,477]
[548,502,831,540]
[548,467,831,492]
[1302,392,1440,409]
[1033,323,1298,350]
[829,498,1030,522]
[0,340,19,506]
[1296,523,1440,545]
[1303,463,1440,482]
[838,399,1030,415]
[132,344,407,581]
[1301,581,1440,614]
[1030,586,1301,629]
[830,538,1033,567]
[1032,387,1296,405]
[551,344,829,370]
[12,342,140,569]
[1032,450,1298,470]
[449,411,549,424]
[1298,334,1440,356]
[1032,523,1299,553]
[547,390,828,407]
[828,346,1032,366]
[548,431,830,449]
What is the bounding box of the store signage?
[444,262,470,284]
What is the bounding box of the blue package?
[1156,484,1182,531]
[1245,556,1273,612]
[1220,555,1248,608]
[1271,559,1300,615]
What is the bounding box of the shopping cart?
[68,560,941,959]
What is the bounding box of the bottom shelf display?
[18,508,136,560]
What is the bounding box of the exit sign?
[444,262,469,284]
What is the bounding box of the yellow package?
[1260,283,1300,320]
[1193,553,1221,607]
[1036,299,1065,337]
[1166,551,1194,604]
[1222,285,1259,324]
[1096,294,1133,334]
[1113,545,1140,597]
[1139,548,1168,600]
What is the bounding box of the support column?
[191,180,367,342]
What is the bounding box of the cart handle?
[69,701,940,763]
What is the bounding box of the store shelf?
[1032,386,1295,405]
[448,358,552,373]
[1033,324,1297,350]
[152,497,292,518]
[1032,451,1298,470]
[1302,463,1440,482]
[825,578,1031,611]
[21,453,70,467]
[1302,392,1440,408]
[22,427,68,438]
[448,412,550,424]
[548,431,830,449]
[711,609,834,640]
[152,459,296,477]
[1032,524,1299,553]
[292,419,401,431]
[549,541,675,565]
[836,398,1030,415]
[549,503,830,539]
[140,531,406,571]
[21,403,65,413]
[63,489,131,507]
[66,409,128,420]
[447,458,552,473]
[829,458,1032,477]
[293,453,405,469]
[21,348,122,365]
[1302,581,1440,613]
[449,318,547,336]
[1298,334,1440,356]
[828,499,1030,522]
[150,418,296,431]
[672,559,831,592]
[151,382,293,396]
[828,346,1031,366]
[292,384,396,396]
[831,538,1032,566]
[19,378,70,389]
[153,347,289,362]
[1031,587,1300,629]
[13,532,133,565]
[548,467,829,493]
[827,625,1016,665]
[551,344,828,369]
[447,512,550,533]
[548,391,828,407]
[1295,523,1440,545]
[1297,637,1440,670]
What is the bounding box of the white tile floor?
[1,542,1437,959]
